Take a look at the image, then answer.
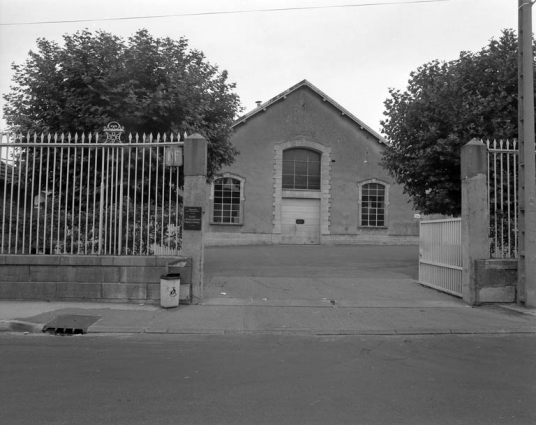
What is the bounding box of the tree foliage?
[3,29,241,178]
[380,29,529,216]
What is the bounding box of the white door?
[281,198,320,244]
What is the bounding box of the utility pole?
[518,0,536,308]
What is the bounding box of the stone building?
[205,80,419,246]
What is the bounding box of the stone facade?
[205,80,419,246]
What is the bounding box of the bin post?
[160,274,180,308]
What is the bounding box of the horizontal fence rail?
[486,139,518,259]
[1,130,184,256]
[419,218,462,297]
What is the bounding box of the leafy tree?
[380,29,530,216]
[3,29,241,178]
[2,29,240,254]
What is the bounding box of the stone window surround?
[357,178,390,228]
[273,140,331,236]
[209,173,246,225]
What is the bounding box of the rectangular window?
[361,183,386,227]
[282,148,321,190]
[212,177,243,224]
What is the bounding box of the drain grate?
[43,314,101,336]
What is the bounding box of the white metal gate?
[419,218,462,297]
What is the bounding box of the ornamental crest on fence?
[103,121,125,143]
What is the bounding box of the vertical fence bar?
[499,140,504,258]
[36,137,45,253]
[6,140,14,253]
[1,135,8,253]
[28,135,37,253]
[493,140,498,257]
[0,136,3,253]
[146,135,152,253]
[133,141,139,255]
[140,141,146,254]
[168,148,173,253]
[154,137,160,252]
[513,139,518,256]
[91,142,98,254]
[176,163,180,251]
[63,138,70,254]
[126,138,132,254]
[50,135,57,254]
[110,147,117,255]
[118,145,124,255]
[161,144,166,250]
[98,143,105,255]
[22,139,30,254]
[105,147,111,255]
[506,140,512,258]
[57,135,64,253]
[70,137,77,254]
[84,140,91,254]
[14,145,22,253]
[77,135,84,254]
[42,137,50,254]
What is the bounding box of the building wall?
[206,86,418,245]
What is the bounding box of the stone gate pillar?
[182,134,208,304]
[461,138,489,305]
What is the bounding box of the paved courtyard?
[203,245,461,307]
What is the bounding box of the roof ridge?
[233,80,386,144]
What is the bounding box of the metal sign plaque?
[165,147,182,167]
[183,206,202,230]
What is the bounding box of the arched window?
[359,181,388,227]
[212,177,243,224]
[282,148,321,190]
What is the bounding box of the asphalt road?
[1,332,534,425]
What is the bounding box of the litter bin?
[160,273,180,308]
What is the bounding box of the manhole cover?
[43,314,101,335]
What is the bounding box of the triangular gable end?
[232,79,387,145]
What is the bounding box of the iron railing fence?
[0,126,184,255]
[486,139,518,259]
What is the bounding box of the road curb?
[76,327,536,336]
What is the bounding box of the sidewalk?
[1,298,535,336]
[1,245,535,336]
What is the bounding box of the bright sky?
[0,0,527,134]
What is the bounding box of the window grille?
[361,183,385,227]
[213,177,242,224]
[282,148,321,190]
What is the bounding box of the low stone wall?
[475,259,517,303]
[0,255,192,304]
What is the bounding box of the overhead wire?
[0,0,450,26]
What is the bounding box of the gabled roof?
[233,79,387,145]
